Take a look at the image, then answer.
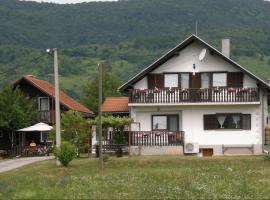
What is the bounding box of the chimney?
[221,37,230,58]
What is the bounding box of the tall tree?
[0,87,38,147]
[58,110,90,157]
[81,67,122,114]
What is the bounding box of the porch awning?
[17,122,53,132]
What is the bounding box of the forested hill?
[1,0,270,102]
[1,0,270,50]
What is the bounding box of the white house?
[119,35,270,156]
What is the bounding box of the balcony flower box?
[167,132,176,136]
[197,88,206,94]
[227,87,236,93]
[180,88,188,93]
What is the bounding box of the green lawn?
[0,156,270,199]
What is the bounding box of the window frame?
[164,73,179,88]
[204,113,251,130]
[180,73,190,89]
[152,114,179,131]
[212,72,227,88]
[38,97,50,111]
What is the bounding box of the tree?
[0,86,38,148]
[89,116,133,144]
[51,110,90,157]
[81,67,122,114]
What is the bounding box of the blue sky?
[21,0,118,3]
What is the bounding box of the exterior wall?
[130,104,263,155]
[133,41,257,89]
[130,146,183,155]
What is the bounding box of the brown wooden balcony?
[39,110,55,124]
[129,88,259,104]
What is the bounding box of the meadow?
[0,156,270,199]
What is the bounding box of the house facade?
[0,75,94,155]
[119,35,269,156]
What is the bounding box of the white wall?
[130,104,262,147]
[133,41,257,89]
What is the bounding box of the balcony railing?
[39,110,55,124]
[131,131,184,146]
[129,88,259,104]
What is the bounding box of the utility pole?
[46,48,61,165]
[98,63,103,170]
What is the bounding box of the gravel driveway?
[0,156,54,173]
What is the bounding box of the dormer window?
[164,74,178,88]
[213,73,227,87]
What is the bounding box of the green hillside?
[1,0,270,103]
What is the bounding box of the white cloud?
[20,0,118,4]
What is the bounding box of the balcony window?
[180,73,189,88]
[201,73,210,88]
[152,115,179,131]
[213,73,227,87]
[152,116,167,130]
[164,74,178,88]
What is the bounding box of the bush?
[103,154,110,162]
[263,154,270,161]
[54,141,76,166]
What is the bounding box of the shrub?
[103,154,110,162]
[263,154,270,161]
[54,141,76,167]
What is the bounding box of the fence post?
[96,145,99,158]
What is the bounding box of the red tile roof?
[19,75,93,115]
[102,97,129,113]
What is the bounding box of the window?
[201,73,210,88]
[180,73,189,88]
[152,115,179,131]
[152,116,167,130]
[213,73,227,87]
[39,97,49,111]
[204,114,251,130]
[164,74,178,88]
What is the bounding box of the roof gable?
[15,75,94,115]
[119,34,270,92]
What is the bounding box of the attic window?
[164,74,178,88]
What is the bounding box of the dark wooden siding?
[147,74,164,89]
[203,114,218,130]
[227,72,243,87]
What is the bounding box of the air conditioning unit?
[184,142,199,154]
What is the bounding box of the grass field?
[0,156,270,199]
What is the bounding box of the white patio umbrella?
[17,122,53,132]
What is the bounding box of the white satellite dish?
[199,48,207,61]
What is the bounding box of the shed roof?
[102,97,129,113]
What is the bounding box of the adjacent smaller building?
[0,75,94,154]
[102,97,129,117]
